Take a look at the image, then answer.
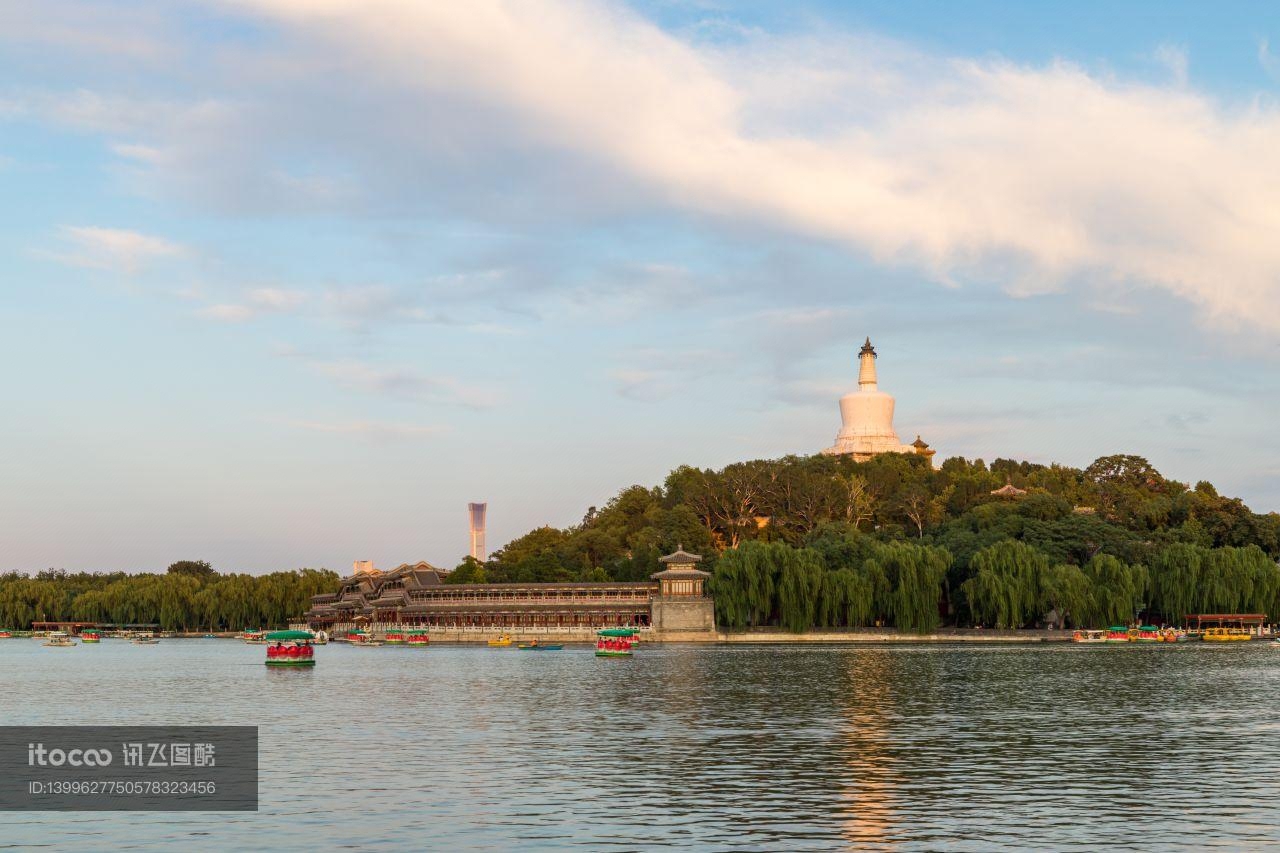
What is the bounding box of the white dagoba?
[822,338,932,462]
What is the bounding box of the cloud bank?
[10,1,1280,332]
[205,0,1280,331]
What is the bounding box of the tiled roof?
[658,547,703,565]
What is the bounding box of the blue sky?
[2,0,1278,573]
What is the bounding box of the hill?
[459,453,1280,631]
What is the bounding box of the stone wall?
[650,596,715,633]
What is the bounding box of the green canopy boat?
[596,628,636,657]
[266,630,314,641]
[265,630,316,667]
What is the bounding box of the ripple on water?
[1,639,1278,850]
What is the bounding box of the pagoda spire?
[858,337,878,389]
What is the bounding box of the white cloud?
[610,345,733,402]
[198,303,255,322]
[1261,38,1280,82]
[1151,43,1188,86]
[0,2,174,62]
[311,359,500,409]
[195,288,308,322]
[14,2,1280,332]
[248,287,308,311]
[217,0,1280,331]
[111,142,165,164]
[611,368,673,402]
[322,284,427,329]
[53,225,183,272]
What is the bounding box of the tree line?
[450,452,1280,631]
[10,452,1276,633]
[0,561,338,631]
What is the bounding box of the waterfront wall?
[659,628,1074,643]
[649,596,715,632]
[294,622,1074,644]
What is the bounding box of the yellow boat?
[487,635,512,647]
[1202,627,1252,642]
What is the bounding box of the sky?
[1,0,1278,574]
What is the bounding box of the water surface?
[1,639,1277,850]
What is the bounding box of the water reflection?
[839,652,899,850]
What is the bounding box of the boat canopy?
[266,630,314,641]
[1138,625,1160,631]
[1107,626,1128,631]
[598,628,637,637]
[407,629,428,635]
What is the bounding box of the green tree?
[445,556,488,584]
[167,560,216,579]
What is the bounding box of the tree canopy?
[464,451,1280,632]
[0,565,337,631]
[9,452,1277,634]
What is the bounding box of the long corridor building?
[304,548,714,633]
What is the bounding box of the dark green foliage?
[0,565,338,631]
[14,452,1275,634]
[874,542,950,632]
[166,560,216,578]
[961,540,1049,629]
[476,450,1276,631]
[1082,555,1147,627]
[710,534,947,633]
[445,556,487,584]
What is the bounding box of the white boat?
[132,633,160,645]
[44,632,76,648]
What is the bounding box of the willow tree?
[710,540,790,629]
[1240,545,1280,618]
[1041,563,1092,628]
[872,541,950,633]
[1084,554,1146,626]
[778,548,825,632]
[1192,545,1280,616]
[818,568,874,628]
[1149,543,1205,624]
[961,540,1049,629]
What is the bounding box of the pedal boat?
[596,628,638,657]
[265,630,317,667]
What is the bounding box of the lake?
[1,639,1277,850]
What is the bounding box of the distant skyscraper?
[468,503,487,561]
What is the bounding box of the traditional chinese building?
[303,549,716,635]
[649,547,715,632]
[990,479,1028,498]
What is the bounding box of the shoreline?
[20,628,1275,645]
[314,627,1078,644]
